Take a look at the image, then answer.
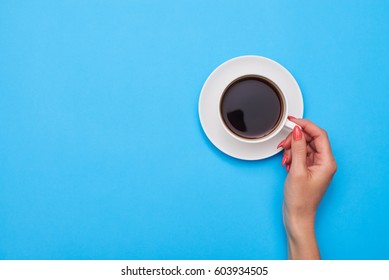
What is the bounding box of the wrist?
[286,217,315,244]
[286,222,320,259]
[283,205,316,243]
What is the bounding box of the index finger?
[288,116,333,157]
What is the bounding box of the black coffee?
[220,76,283,139]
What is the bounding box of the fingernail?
[282,154,288,166]
[286,164,290,172]
[293,126,302,141]
[277,139,286,149]
[288,115,297,121]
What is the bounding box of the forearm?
[283,207,320,260]
[287,226,320,260]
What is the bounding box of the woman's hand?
[278,117,337,259]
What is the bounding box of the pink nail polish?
[293,126,302,141]
[286,164,290,172]
[277,139,286,149]
[282,154,288,166]
[288,116,297,121]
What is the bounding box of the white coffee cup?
[218,74,296,144]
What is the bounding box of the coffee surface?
[220,76,282,139]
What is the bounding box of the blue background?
[0,0,388,260]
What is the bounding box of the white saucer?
[198,56,304,160]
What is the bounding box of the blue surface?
[0,0,388,260]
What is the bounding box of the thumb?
[290,126,307,173]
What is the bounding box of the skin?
[280,117,337,260]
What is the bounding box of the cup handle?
[284,119,296,133]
